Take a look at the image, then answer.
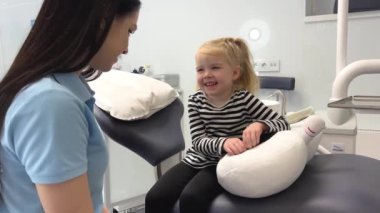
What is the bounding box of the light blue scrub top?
[0,72,108,213]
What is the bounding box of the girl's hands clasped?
[223,122,269,156]
[223,138,246,156]
[242,122,268,149]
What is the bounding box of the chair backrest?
[94,98,185,166]
[259,76,295,91]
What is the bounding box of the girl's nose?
[204,69,212,77]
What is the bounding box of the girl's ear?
[232,66,241,81]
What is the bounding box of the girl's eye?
[196,68,204,72]
[128,29,135,34]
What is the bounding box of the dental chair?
[94,98,185,175]
[94,73,380,213]
[172,153,380,213]
[94,97,186,212]
[187,76,380,212]
[95,95,380,213]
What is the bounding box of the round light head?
[249,28,261,41]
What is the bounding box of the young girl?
[145,37,290,213]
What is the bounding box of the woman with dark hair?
[0,0,141,212]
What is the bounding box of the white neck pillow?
[216,115,325,198]
[88,70,178,121]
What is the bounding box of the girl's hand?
[223,138,246,155]
[242,122,268,149]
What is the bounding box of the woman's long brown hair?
[0,0,141,132]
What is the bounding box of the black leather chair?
[94,98,186,176]
[95,97,380,213]
[259,76,295,90]
[171,154,380,213]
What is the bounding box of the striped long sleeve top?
[182,90,290,169]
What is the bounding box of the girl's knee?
[145,188,162,207]
[179,189,203,206]
[146,187,180,213]
[179,191,211,213]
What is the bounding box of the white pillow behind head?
[88,70,179,120]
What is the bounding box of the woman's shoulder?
[30,77,76,97]
[10,76,82,113]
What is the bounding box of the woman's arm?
[36,173,94,213]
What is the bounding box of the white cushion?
[216,115,325,198]
[291,118,322,162]
[88,70,179,120]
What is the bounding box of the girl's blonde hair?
[197,37,260,93]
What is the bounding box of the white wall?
[122,0,380,149]
[2,1,379,142]
[0,0,42,78]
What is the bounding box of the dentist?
[0,0,141,212]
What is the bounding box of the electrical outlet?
[254,59,280,72]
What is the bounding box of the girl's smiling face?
[195,53,240,105]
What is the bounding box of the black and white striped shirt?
[182,90,290,169]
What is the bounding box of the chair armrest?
[94,98,185,166]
